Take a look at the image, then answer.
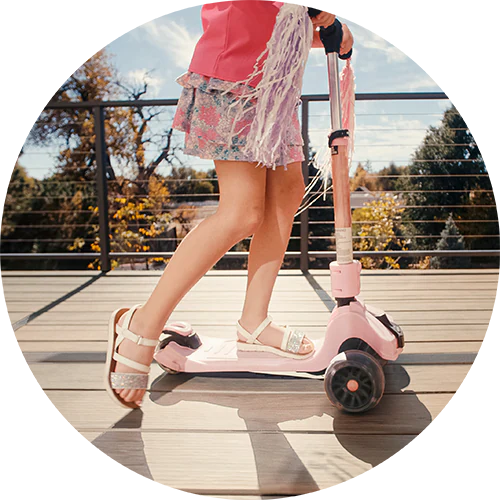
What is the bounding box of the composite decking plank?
[79,429,416,495]
[29,362,469,393]
[46,390,447,435]
[23,290,495,302]
[60,280,500,291]
[71,431,495,498]
[4,269,491,496]
[2,274,99,325]
[18,311,493,328]
[18,298,495,313]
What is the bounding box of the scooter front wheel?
[324,350,384,413]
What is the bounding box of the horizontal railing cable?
[5,91,498,269]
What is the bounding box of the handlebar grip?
[319,19,352,59]
[319,19,342,53]
[307,7,323,18]
[339,48,353,60]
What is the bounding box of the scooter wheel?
[324,350,384,413]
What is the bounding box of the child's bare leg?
[113,160,266,405]
[239,162,313,354]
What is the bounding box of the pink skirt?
[172,72,305,166]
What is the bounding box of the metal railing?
[2,91,499,271]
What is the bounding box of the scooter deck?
[154,334,330,374]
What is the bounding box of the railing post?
[93,105,111,272]
[300,98,310,273]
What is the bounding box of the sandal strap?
[119,305,156,346]
[116,323,158,347]
[110,372,149,390]
[236,315,273,345]
[112,304,156,374]
[281,326,305,354]
[113,351,151,373]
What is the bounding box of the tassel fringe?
[222,4,313,169]
[309,58,356,202]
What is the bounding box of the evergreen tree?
[398,105,497,256]
[430,214,470,269]
[377,162,409,192]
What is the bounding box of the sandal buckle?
[136,335,148,346]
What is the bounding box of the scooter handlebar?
[319,19,352,60]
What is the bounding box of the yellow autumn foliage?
[352,193,408,269]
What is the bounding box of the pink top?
[189,1,284,85]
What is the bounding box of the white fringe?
[222,4,313,168]
[311,59,356,200]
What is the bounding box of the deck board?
[26,361,471,392]
[2,268,497,496]
[1,272,100,325]
[45,389,447,434]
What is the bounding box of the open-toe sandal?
[104,304,158,409]
[236,314,314,360]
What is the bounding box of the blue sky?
[6,0,498,177]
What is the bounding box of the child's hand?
[340,24,354,56]
[312,29,323,48]
[311,11,336,29]
[312,24,354,55]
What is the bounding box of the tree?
[398,105,497,256]
[87,177,172,270]
[1,162,43,268]
[166,166,219,202]
[17,49,192,269]
[352,193,408,269]
[376,163,409,192]
[430,214,470,269]
[1,161,102,270]
[350,161,379,191]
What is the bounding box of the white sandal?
[104,304,158,409]
[236,315,314,360]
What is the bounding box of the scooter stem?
[327,52,353,265]
[327,52,342,132]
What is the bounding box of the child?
[105,1,354,409]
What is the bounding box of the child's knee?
[219,203,264,238]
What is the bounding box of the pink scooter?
[154,22,404,413]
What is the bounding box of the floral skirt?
[172,72,305,166]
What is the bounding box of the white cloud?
[307,49,326,68]
[126,68,163,96]
[375,22,495,33]
[394,38,496,52]
[350,24,407,64]
[140,19,201,69]
[405,75,438,91]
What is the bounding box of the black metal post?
[300,98,310,273]
[93,105,111,272]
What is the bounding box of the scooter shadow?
[145,365,432,491]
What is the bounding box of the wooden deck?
[3,269,497,498]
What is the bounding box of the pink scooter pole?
[325,46,362,301]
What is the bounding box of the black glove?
[308,9,353,59]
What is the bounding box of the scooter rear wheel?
[324,350,384,413]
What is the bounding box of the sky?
[5,0,499,178]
